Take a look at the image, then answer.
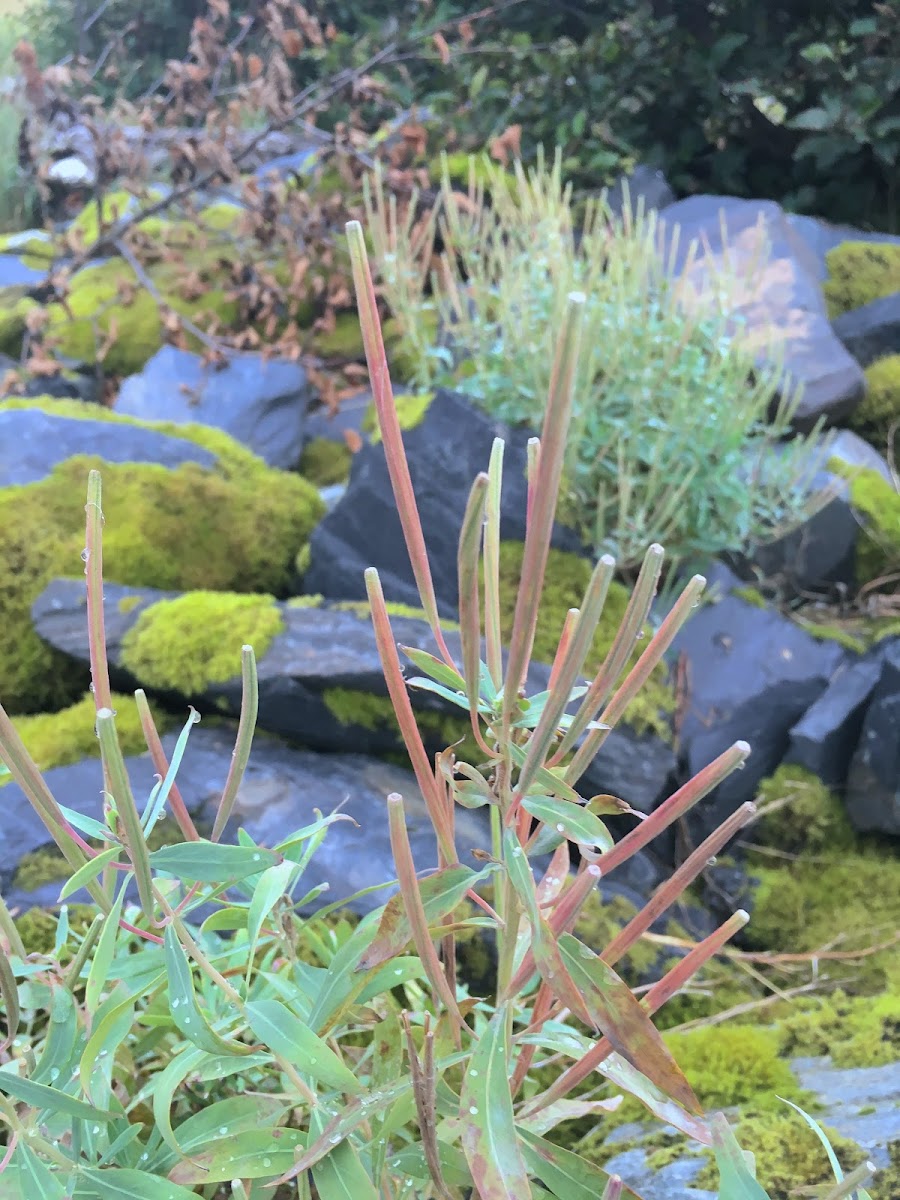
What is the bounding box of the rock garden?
[0,3,899,1198]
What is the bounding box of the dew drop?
[171,998,180,1009]
[470,1069,478,1077]
[329,1135,341,1145]
[308,1056,317,1064]
[469,1106,478,1115]
[49,1067,60,1081]
[93,1126,100,1135]
[81,548,90,563]
[556,823,565,833]
[219,1126,228,1136]
[263,1157,272,1167]
[253,853,261,861]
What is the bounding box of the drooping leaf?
[358,865,481,969]
[245,860,296,983]
[557,933,701,1114]
[596,1051,713,1145]
[516,1096,622,1136]
[86,885,126,1015]
[149,841,279,883]
[245,999,364,1094]
[521,797,613,850]
[460,1006,531,1200]
[168,1129,307,1185]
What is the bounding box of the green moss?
[693,1107,866,1199]
[322,686,480,762]
[436,152,517,193]
[0,290,37,355]
[117,595,143,615]
[68,188,166,245]
[794,617,869,654]
[0,231,56,261]
[0,397,322,713]
[828,461,900,584]
[197,202,245,232]
[383,313,440,383]
[311,312,364,360]
[2,691,171,790]
[41,256,239,376]
[121,592,285,693]
[733,585,768,609]
[13,849,70,892]
[13,907,61,955]
[824,240,900,318]
[852,354,900,449]
[747,848,900,993]
[495,542,675,740]
[362,391,435,443]
[775,988,900,1069]
[298,437,352,487]
[663,1025,805,1111]
[754,766,856,855]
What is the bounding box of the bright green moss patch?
[323,685,480,762]
[121,592,285,693]
[118,595,143,615]
[298,437,352,486]
[853,354,900,449]
[495,541,675,739]
[0,399,322,713]
[733,585,768,609]
[0,231,56,261]
[310,312,364,360]
[775,989,900,1069]
[362,391,435,443]
[2,691,171,788]
[754,766,855,854]
[828,460,900,584]
[824,240,900,318]
[665,1024,804,1112]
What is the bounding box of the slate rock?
[603,164,675,218]
[832,289,900,369]
[304,388,583,615]
[116,345,311,468]
[0,403,216,488]
[0,724,490,916]
[786,212,900,282]
[34,577,676,821]
[787,649,885,788]
[0,252,48,288]
[845,639,900,835]
[670,564,846,838]
[659,196,865,430]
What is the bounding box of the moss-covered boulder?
[0,398,324,713]
[829,461,900,584]
[825,241,900,318]
[852,354,900,451]
[297,437,353,487]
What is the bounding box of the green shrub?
[368,153,818,573]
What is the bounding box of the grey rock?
[787,650,885,788]
[670,564,846,836]
[786,213,900,283]
[602,164,676,218]
[659,196,865,430]
[305,388,583,616]
[792,1056,900,1170]
[845,639,900,835]
[0,252,47,288]
[579,729,677,816]
[832,289,900,369]
[116,345,312,469]
[0,724,490,916]
[0,403,216,487]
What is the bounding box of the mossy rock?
[775,987,900,1069]
[322,684,480,764]
[298,437,353,487]
[0,397,323,713]
[67,188,167,245]
[852,354,900,450]
[824,240,900,318]
[310,312,364,360]
[828,460,900,584]
[361,391,435,443]
[495,541,676,740]
[1,691,172,789]
[754,765,856,855]
[121,592,285,694]
[38,257,240,377]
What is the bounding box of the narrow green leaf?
[517,1128,641,1200]
[404,677,474,711]
[174,1095,287,1154]
[76,1168,201,1199]
[96,709,155,917]
[150,841,279,883]
[57,802,115,843]
[86,885,126,1015]
[358,865,480,969]
[11,1143,65,1200]
[711,1112,772,1199]
[163,927,248,1056]
[388,1141,471,1189]
[0,1069,116,1121]
[309,1105,378,1200]
[32,985,77,1084]
[81,985,153,1103]
[460,1005,531,1199]
[557,933,701,1114]
[507,742,584,804]
[245,999,364,1094]
[778,1098,861,1193]
[59,846,122,902]
[400,647,467,692]
[521,797,613,850]
[140,708,200,838]
[245,860,296,984]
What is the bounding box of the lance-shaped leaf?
[309,1103,379,1200]
[460,1005,531,1200]
[77,1168,202,1199]
[358,864,483,970]
[521,796,613,851]
[149,841,280,883]
[709,1112,772,1200]
[557,933,701,1115]
[0,949,19,1051]
[245,999,364,1094]
[169,1128,308,1185]
[0,1071,116,1122]
[163,927,251,1056]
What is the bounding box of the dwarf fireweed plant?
[365,151,825,576]
[0,229,877,1200]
